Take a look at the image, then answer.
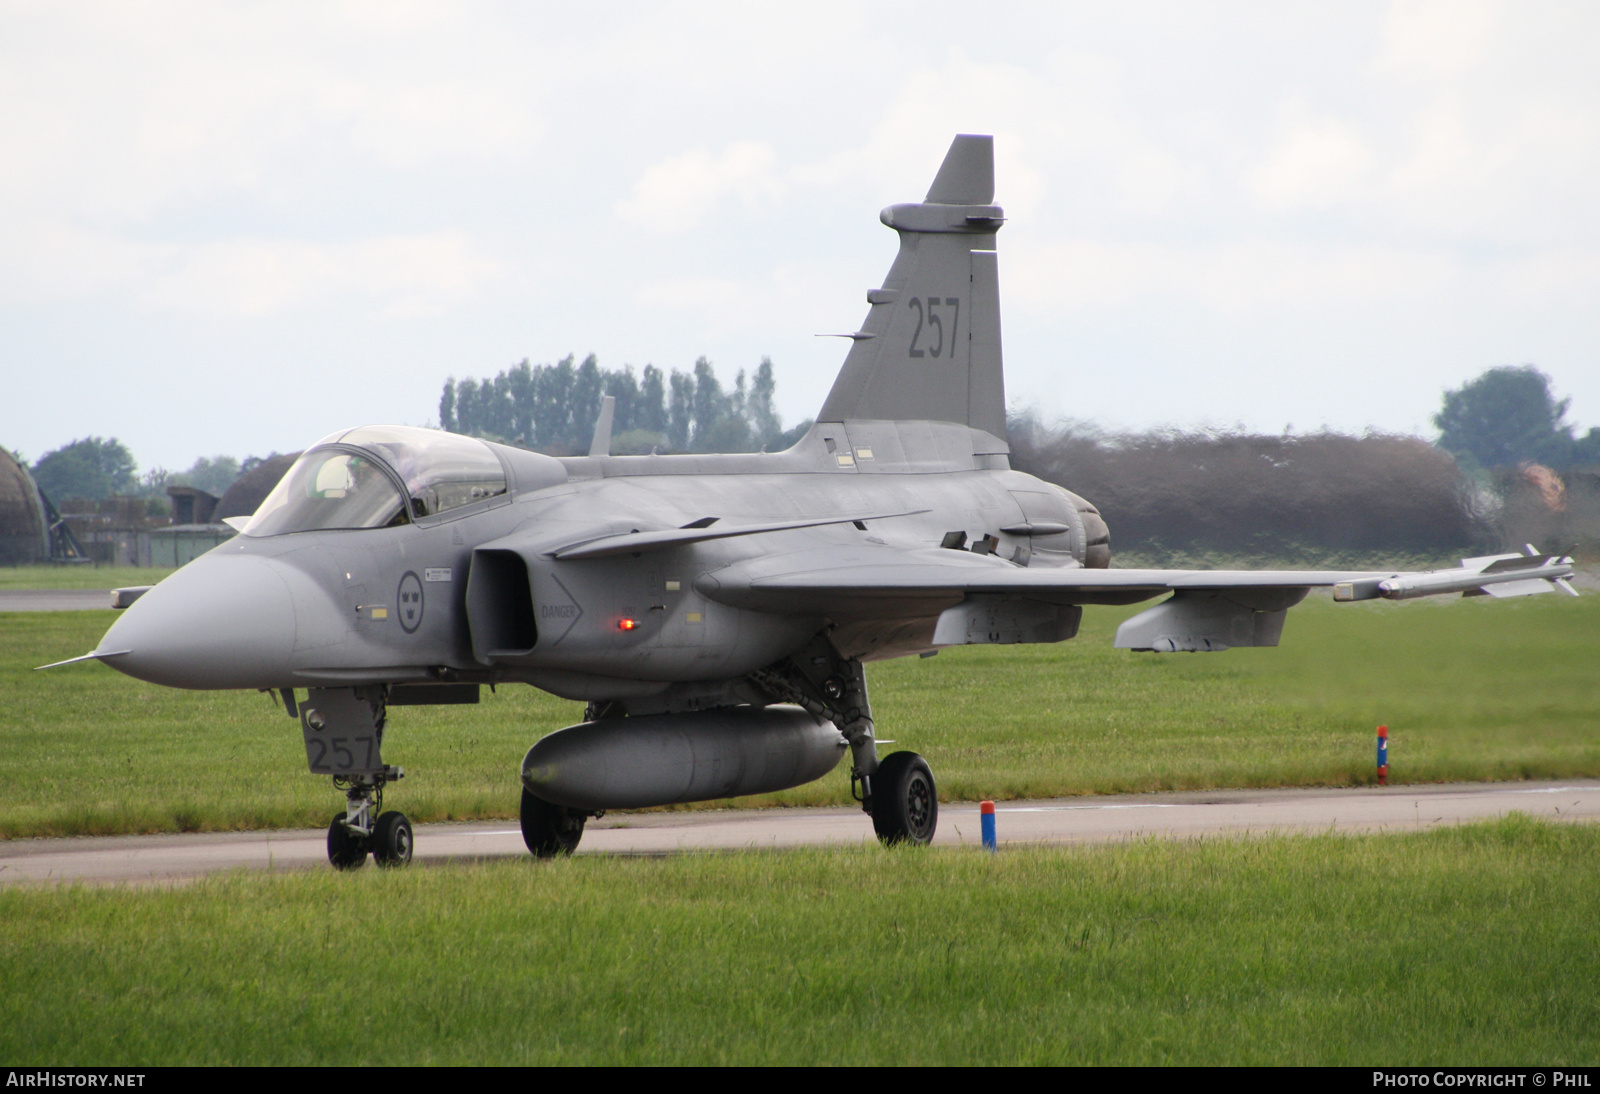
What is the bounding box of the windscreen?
[243,426,507,537]
[245,449,408,536]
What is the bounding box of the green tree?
[438,355,792,454]
[1434,366,1579,469]
[667,370,694,451]
[438,379,457,432]
[32,437,138,501]
[454,378,479,434]
[571,355,604,448]
[534,356,576,448]
[171,455,241,496]
[690,357,725,444]
[507,361,535,444]
[639,366,668,435]
[749,357,780,441]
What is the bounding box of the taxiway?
[3,779,1596,886]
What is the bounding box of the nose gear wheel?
[327,813,369,870]
[372,810,414,867]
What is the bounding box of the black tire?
[327,813,369,870]
[870,751,938,846]
[372,810,414,868]
[520,788,586,858]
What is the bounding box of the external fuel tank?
[520,705,848,810]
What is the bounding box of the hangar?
[0,446,83,565]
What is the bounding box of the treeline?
[26,437,271,509]
[440,354,809,455]
[1009,365,1599,562]
[1008,418,1485,560]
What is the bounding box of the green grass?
[3,590,1596,837]
[0,564,176,590]
[2,817,1597,1065]
[891,590,1600,803]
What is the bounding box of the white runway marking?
[1003,803,1181,812]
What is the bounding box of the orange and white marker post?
[1377,725,1389,786]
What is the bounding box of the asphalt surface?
[3,779,1597,886]
[0,589,115,611]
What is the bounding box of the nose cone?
[100,554,301,689]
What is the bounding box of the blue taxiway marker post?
[1377,725,1389,786]
[980,800,997,851]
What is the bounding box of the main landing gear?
[519,788,588,857]
[287,685,414,870]
[754,635,940,847]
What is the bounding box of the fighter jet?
[49,135,1578,869]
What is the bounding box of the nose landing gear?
[292,686,414,870]
[325,772,411,870]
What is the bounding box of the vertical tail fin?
[818,134,1007,439]
[588,394,615,457]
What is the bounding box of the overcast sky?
[4,1,1598,472]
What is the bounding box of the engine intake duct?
[521,705,848,810]
[466,548,537,662]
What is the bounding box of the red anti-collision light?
[617,618,639,631]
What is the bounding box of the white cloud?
[0,2,543,219]
[140,232,508,317]
[634,262,841,340]
[1495,248,1600,308]
[1381,0,1497,79]
[615,142,785,235]
[1251,111,1375,211]
[1009,237,1460,314]
[637,276,763,322]
[0,213,506,318]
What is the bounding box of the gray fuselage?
[99,418,1113,708]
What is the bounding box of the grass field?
[2,589,1595,838]
[0,565,176,590]
[2,817,1596,1065]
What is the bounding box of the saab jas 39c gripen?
[48,135,1578,869]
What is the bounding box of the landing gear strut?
[752,634,939,846]
[292,686,413,870]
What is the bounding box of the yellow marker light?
[371,607,388,620]
[686,612,703,623]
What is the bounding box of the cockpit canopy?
[245,426,508,537]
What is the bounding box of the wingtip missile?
[1333,551,1578,602]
